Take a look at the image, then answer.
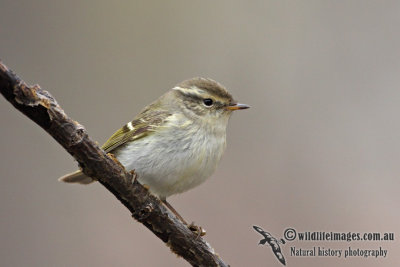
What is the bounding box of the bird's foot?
[188,222,206,238]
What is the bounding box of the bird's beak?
[226,103,250,110]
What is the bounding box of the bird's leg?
[161,199,206,237]
[162,199,188,224]
[130,169,138,184]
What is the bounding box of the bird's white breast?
[114,115,228,199]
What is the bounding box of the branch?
[0,61,229,267]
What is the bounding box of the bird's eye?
[203,98,213,106]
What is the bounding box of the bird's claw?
[188,222,206,238]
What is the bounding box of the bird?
[59,77,249,228]
[253,226,286,265]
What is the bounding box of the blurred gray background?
[1,1,399,266]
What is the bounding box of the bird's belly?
[115,128,226,199]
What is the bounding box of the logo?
[253,226,394,265]
[253,225,286,265]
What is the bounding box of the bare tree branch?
[0,61,229,267]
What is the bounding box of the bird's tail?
[58,170,95,184]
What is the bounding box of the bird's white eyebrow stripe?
[173,86,229,106]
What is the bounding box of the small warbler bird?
[60,78,249,224]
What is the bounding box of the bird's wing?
[270,241,286,265]
[253,226,272,239]
[253,226,265,235]
[101,104,172,153]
